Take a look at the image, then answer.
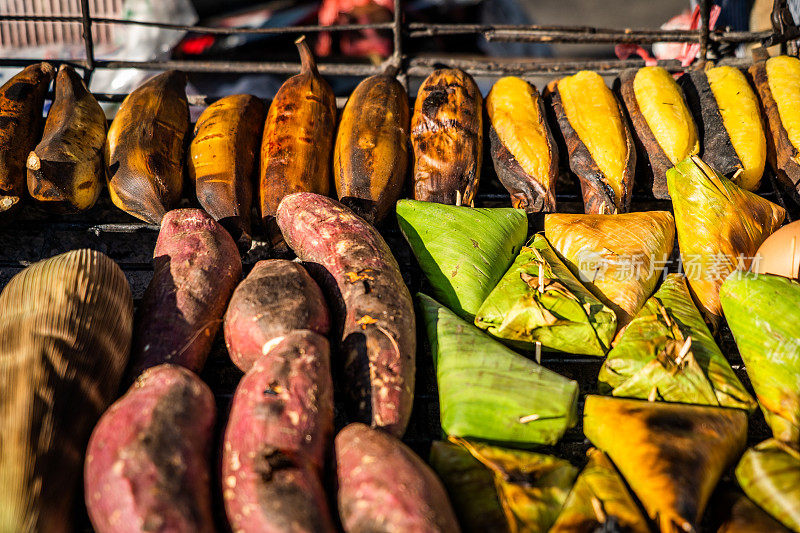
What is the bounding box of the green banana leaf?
[473,234,616,356]
[419,293,579,446]
[598,273,756,411]
[720,273,800,444]
[667,155,785,328]
[397,200,528,320]
[735,439,800,532]
[549,448,651,533]
[430,438,576,533]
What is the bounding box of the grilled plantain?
[486,76,558,212]
[26,65,105,212]
[106,70,189,224]
[412,68,483,205]
[259,36,336,241]
[550,71,635,214]
[189,94,265,249]
[0,62,55,215]
[334,73,409,224]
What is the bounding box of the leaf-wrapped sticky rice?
[430,438,577,533]
[0,249,134,532]
[711,489,793,533]
[720,273,800,444]
[667,155,784,327]
[419,293,578,446]
[598,273,755,411]
[474,234,616,356]
[397,199,527,320]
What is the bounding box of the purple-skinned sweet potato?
[223,259,330,373]
[336,423,461,533]
[128,208,242,377]
[84,364,216,533]
[222,330,336,533]
[276,192,415,437]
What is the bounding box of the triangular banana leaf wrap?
[549,448,651,533]
[720,273,800,444]
[418,293,579,446]
[544,211,675,329]
[598,273,756,411]
[667,155,785,327]
[711,489,793,533]
[397,199,528,320]
[474,234,617,356]
[431,438,577,533]
[735,439,800,532]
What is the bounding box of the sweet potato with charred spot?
[222,331,336,533]
[84,364,216,533]
[336,423,461,533]
[276,192,415,437]
[128,209,242,377]
[224,259,330,373]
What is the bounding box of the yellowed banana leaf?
[735,439,800,532]
[583,395,748,533]
[598,273,755,411]
[712,489,792,533]
[474,234,617,356]
[667,155,785,327]
[544,211,675,328]
[549,448,651,533]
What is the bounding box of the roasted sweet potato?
[486,76,558,212]
[106,70,190,224]
[222,331,336,533]
[128,208,242,377]
[0,62,55,214]
[259,36,336,242]
[224,259,330,373]
[85,364,216,533]
[276,192,415,437]
[334,73,409,223]
[412,68,482,205]
[550,71,635,214]
[189,94,266,250]
[336,423,461,533]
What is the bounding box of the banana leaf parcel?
[419,293,579,446]
[735,439,800,532]
[667,155,785,327]
[397,199,528,320]
[430,437,577,533]
[712,489,792,533]
[720,273,800,444]
[474,234,617,356]
[583,395,748,533]
[598,273,756,411]
[544,211,675,328]
[549,448,651,533]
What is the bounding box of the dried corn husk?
[397,200,528,320]
[419,293,578,446]
[0,249,134,533]
[549,448,651,533]
[667,155,784,328]
[474,234,616,356]
[720,273,800,444]
[598,273,755,412]
[583,395,748,533]
[544,211,675,328]
[735,439,800,533]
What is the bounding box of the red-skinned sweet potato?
[336,423,461,533]
[276,192,415,437]
[222,330,336,533]
[84,364,216,533]
[128,208,242,377]
[224,259,330,373]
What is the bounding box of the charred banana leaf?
[712,489,792,533]
[26,65,105,212]
[106,70,190,224]
[412,68,483,205]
